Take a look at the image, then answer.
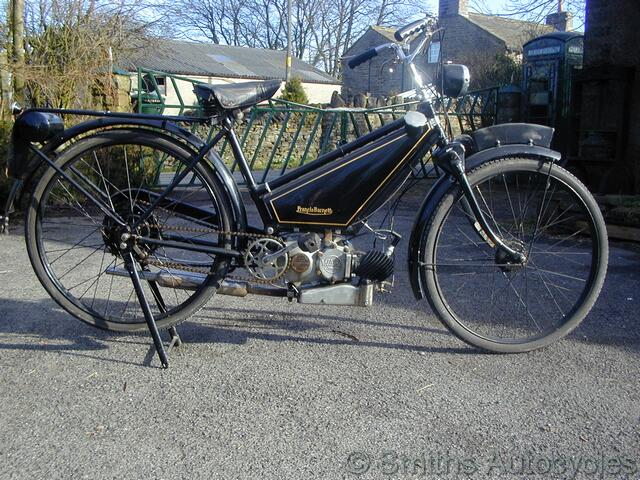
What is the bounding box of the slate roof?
[370,26,397,42]
[121,39,339,84]
[466,13,553,51]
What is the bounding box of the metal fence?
[134,68,499,185]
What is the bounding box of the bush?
[0,120,14,208]
[280,77,309,104]
[458,51,522,90]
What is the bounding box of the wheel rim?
[34,136,227,327]
[428,163,602,346]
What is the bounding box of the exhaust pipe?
[105,266,285,298]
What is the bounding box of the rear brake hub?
[102,199,160,260]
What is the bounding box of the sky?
[423,0,509,14]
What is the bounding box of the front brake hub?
[495,242,527,272]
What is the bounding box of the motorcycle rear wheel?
[26,130,234,332]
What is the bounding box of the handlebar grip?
[394,18,430,41]
[347,48,378,69]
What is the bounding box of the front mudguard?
[3,117,247,233]
[407,143,562,300]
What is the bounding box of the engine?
[283,233,352,285]
[282,232,394,286]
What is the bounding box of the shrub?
[280,77,309,104]
[0,120,14,208]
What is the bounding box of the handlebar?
[347,47,380,69]
[346,17,436,70]
[394,18,431,42]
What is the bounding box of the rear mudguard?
[407,143,562,300]
[4,117,247,232]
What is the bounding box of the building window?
[141,75,166,95]
[427,42,441,64]
[154,76,167,95]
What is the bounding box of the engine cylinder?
[355,250,393,282]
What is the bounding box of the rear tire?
[421,157,608,353]
[26,130,235,332]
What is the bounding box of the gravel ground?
[0,193,639,480]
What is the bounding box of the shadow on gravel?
[172,309,475,356]
[0,298,476,367]
[1,289,639,370]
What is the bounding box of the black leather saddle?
[194,79,281,112]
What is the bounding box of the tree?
[20,0,155,108]
[162,0,431,76]
[459,51,523,89]
[11,0,25,103]
[280,76,308,103]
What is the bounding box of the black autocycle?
[7,18,608,368]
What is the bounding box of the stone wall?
[342,17,508,97]
[579,0,640,193]
[342,29,406,97]
[438,16,506,67]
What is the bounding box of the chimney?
[439,0,469,18]
[546,10,573,31]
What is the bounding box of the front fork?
[435,145,526,265]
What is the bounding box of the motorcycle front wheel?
[420,157,608,353]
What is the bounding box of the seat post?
[223,116,257,189]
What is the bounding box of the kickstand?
[168,326,182,350]
[126,254,174,369]
[145,271,183,353]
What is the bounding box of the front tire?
[421,157,608,353]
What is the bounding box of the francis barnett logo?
[296,205,333,216]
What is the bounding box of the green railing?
[134,68,499,185]
[438,86,500,134]
[133,67,207,116]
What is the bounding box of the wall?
[580,0,640,193]
[437,15,507,83]
[343,18,508,96]
[342,29,406,97]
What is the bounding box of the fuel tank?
[262,127,431,229]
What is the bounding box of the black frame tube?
[130,129,226,230]
[28,145,126,227]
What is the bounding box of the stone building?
[574,0,640,193]
[342,0,560,96]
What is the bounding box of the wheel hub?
[495,242,527,272]
[102,200,160,260]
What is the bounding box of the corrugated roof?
[121,39,339,84]
[466,13,553,51]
